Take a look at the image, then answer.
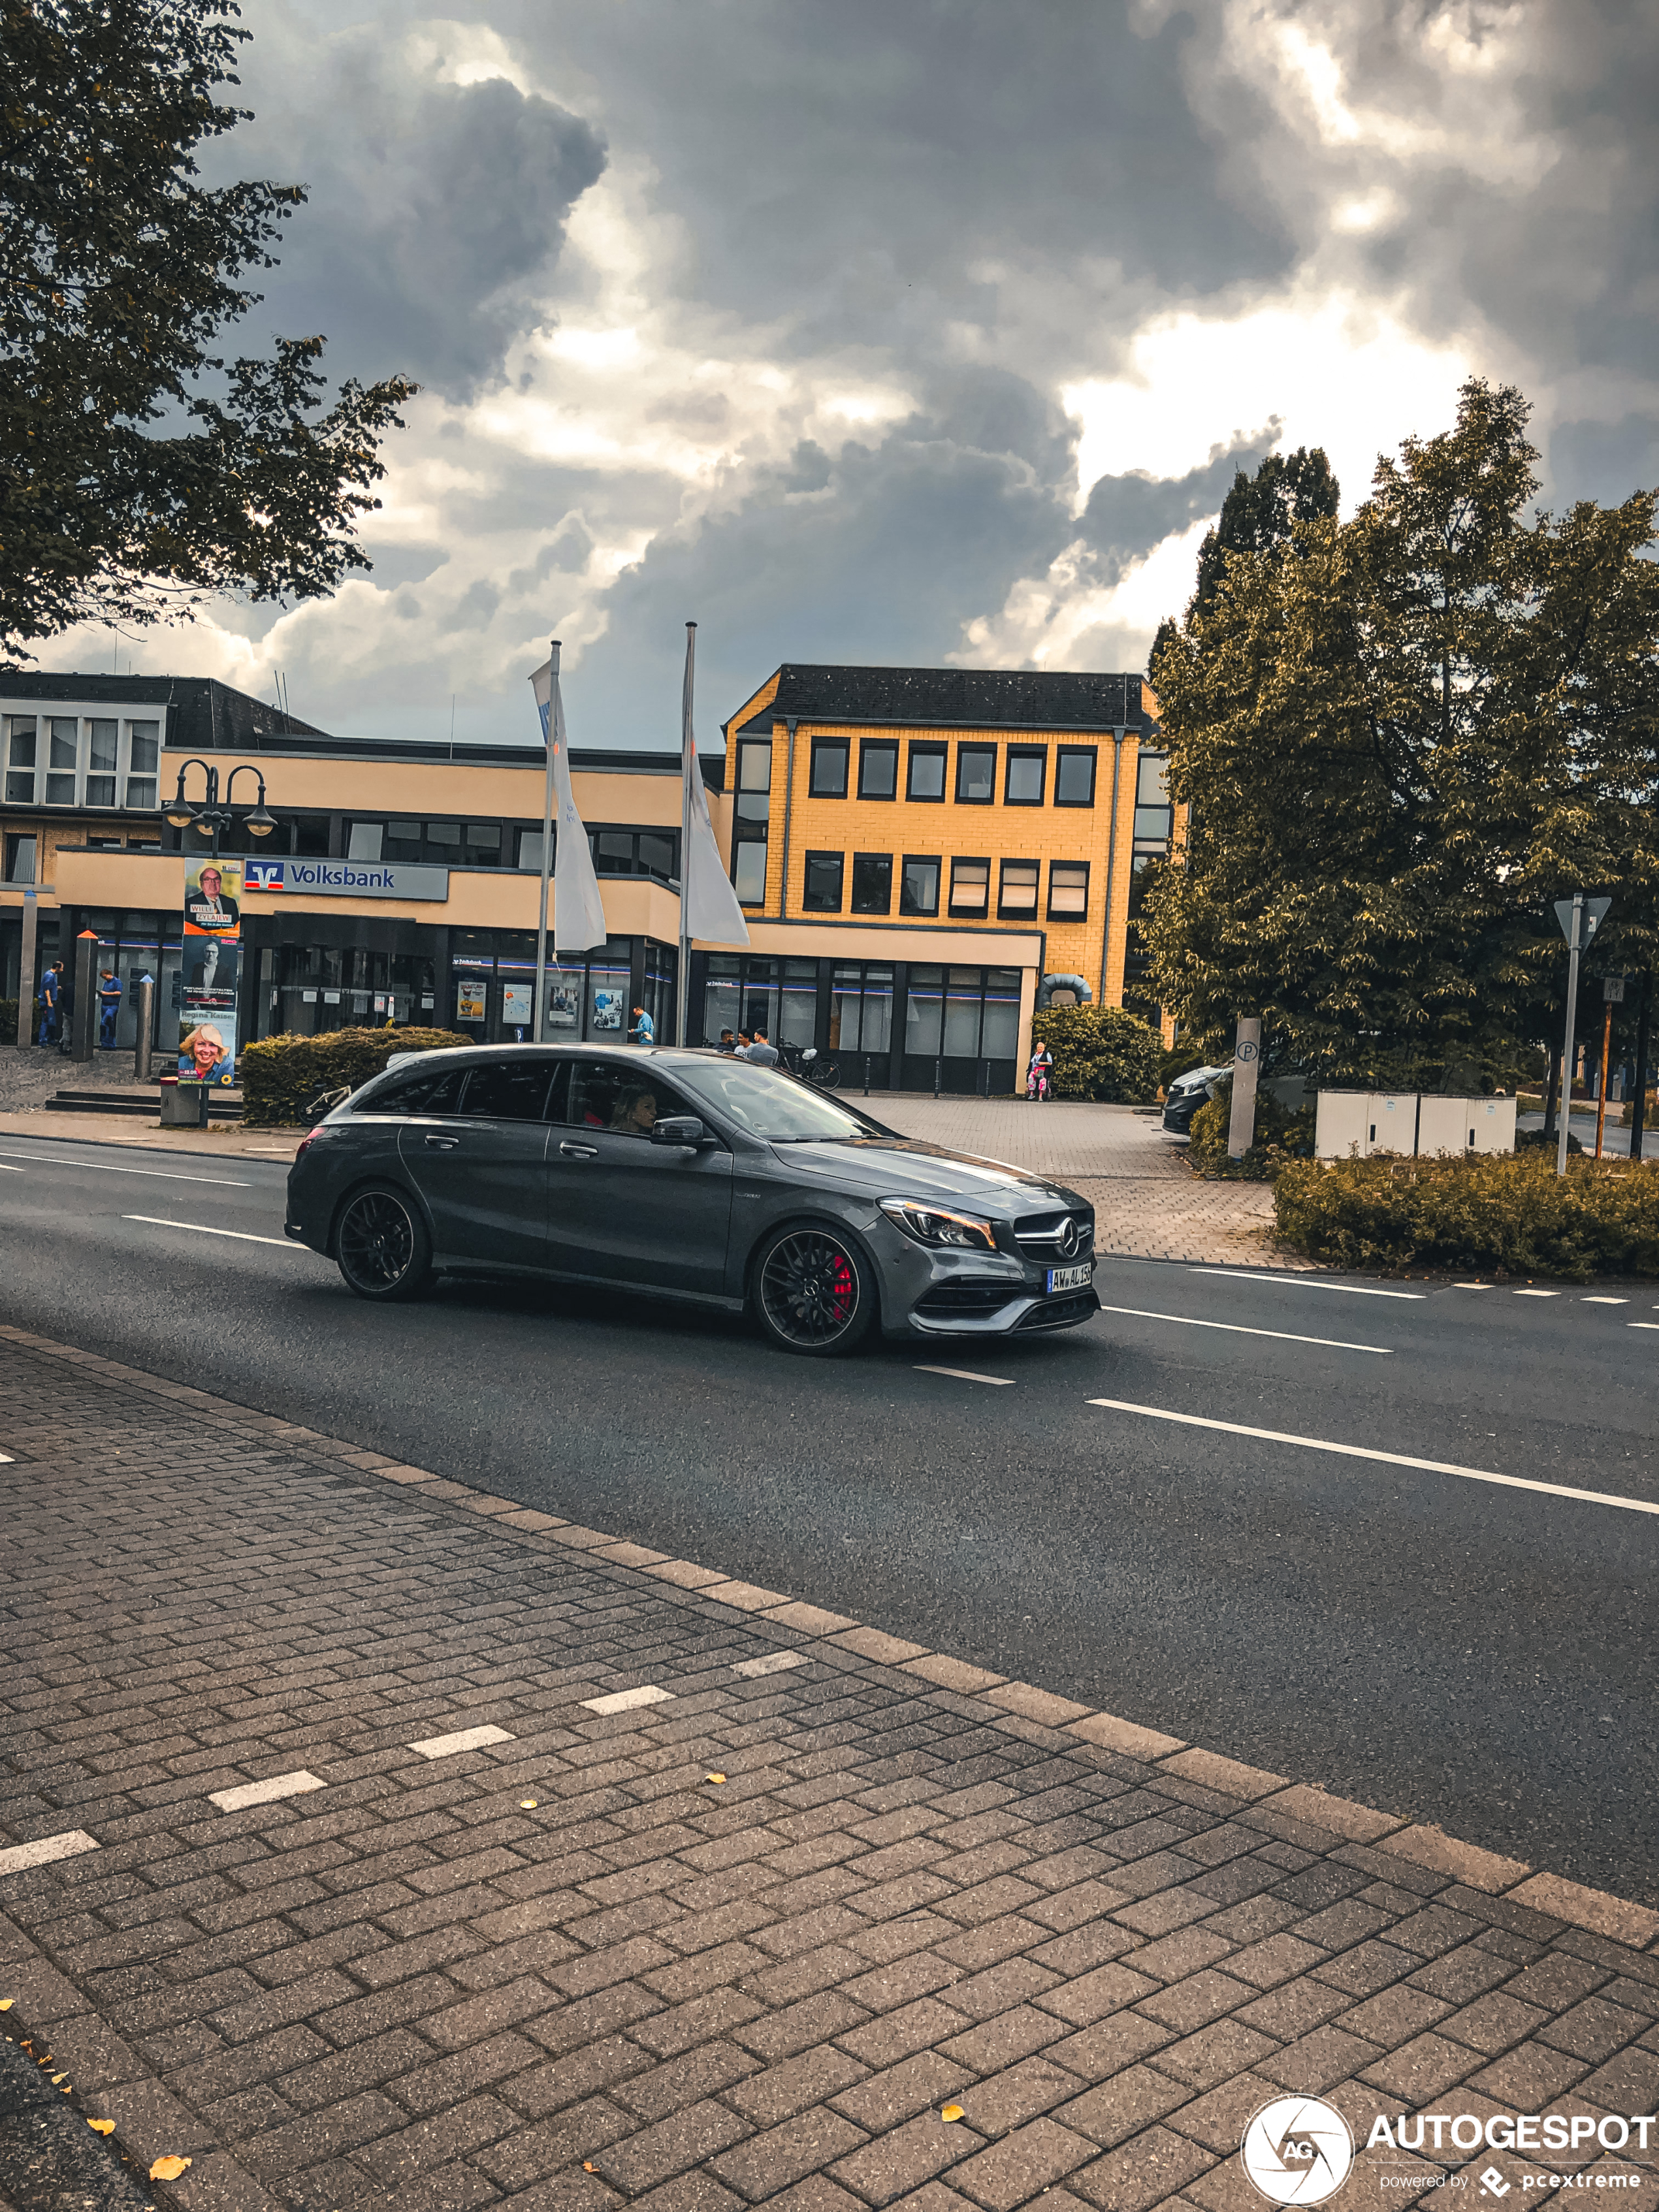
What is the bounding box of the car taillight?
[295,1127,323,1159]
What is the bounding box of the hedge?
[0,999,17,1046]
[1030,1004,1161,1102]
[1188,1084,1314,1179]
[1274,1151,1659,1280]
[240,1026,472,1126]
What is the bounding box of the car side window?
[460,1059,558,1122]
[566,1059,694,1140]
[368,1065,468,1116]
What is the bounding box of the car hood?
[765,1134,1086,1216]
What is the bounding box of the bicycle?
[778,1042,841,1087]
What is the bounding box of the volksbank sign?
[242,858,451,903]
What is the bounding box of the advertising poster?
[501,982,533,1031]
[455,980,488,1023]
[180,858,242,1085]
[592,989,624,1031]
[548,980,580,1031]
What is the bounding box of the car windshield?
[674,1061,890,1143]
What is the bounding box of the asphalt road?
[1,1130,1654,1906]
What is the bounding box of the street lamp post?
[163,759,279,851]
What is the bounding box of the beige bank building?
[0,665,1172,1093]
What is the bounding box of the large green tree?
[1142,379,1659,1091]
[1,0,416,658]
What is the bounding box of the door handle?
[558,1141,598,1159]
[423,1134,460,1151]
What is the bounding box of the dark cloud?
[218,18,605,399]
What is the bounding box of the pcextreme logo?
[1243,2097,1356,2205]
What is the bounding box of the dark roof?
[728,664,1155,739]
[0,671,715,779]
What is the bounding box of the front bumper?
[906,1282,1100,1336]
[867,1214,1099,1338]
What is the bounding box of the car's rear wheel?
[753,1225,875,1356]
[335,1184,434,1302]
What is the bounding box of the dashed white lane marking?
[123,1215,303,1249]
[0,1149,251,1185]
[1583,1297,1628,1305]
[0,1830,100,1878]
[1190,1269,1425,1300]
[915,1365,1016,1385]
[1453,1282,1492,1289]
[408,1724,515,1760]
[1630,1323,1659,1332]
[0,1450,11,1465]
[1513,1289,1560,1298]
[0,1164,22,1173]
[733,1651,809,1680]
[209,1771,327,1813]
[1097,1304,1390,1356]
[1086,1398,1659,1518]
[583,1685,674,1716]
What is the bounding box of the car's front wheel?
[752,1224,876,1356]
[334,1184,435,1302]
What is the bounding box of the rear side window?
[367,1064,468,1116]
[461,1059,559,1121]
[564,1059,690,1139]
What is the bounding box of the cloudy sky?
[58,0,1659,756]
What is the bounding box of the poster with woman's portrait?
[178,1019,236,1086]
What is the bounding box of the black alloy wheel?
[335,1185,434,1302]
[754,1225,875,1355]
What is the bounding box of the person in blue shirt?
[97,968,123,1048]
[628,1003,655,1046]
[37,960,62,1047]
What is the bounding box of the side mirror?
[651,1115,708,1148]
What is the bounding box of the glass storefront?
[266,942,438,1036]
[453,933,675,1045]
[76,910,180,1050]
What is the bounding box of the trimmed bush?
[1187,1082,1313,1179]
[240,1026,471,1126]
[0,999,17,1046]
[1274,1151,1659,1280]
[1030,1003,1161,1103]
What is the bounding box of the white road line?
[0,1164,23,1173]
[1453,1282,1492,1290]
[916,1365,1016,1385]
[1097,1304,1391,1356]
[408,1724,515,1760]
[1189,1269,1425,1300]
[1086,1397,1659,1518]
[0,1149,250,1185]
[1583,1297,1628,1305]
[208,1771,326,1813]
[1513,1289,1560,1298]
[1631,1324,1659,1332]
[123,1215,302,1249]
[0,1830,99,1879]
[583,1685,674,1716]
[733,1651,809,1680]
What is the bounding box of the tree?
[1188,446,1339,620]
[1140,379,1659,1093]
[1,0,416,658]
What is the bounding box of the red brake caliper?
[830,1257,854,1321]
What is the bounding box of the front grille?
[914,1282,1022,1317]
[1014,1213,1094,1255]
[1014,1290,1099,1331]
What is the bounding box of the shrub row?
[1187,1082,1313,1179]
[1029,1004,1161,1103]
[1273,1151,1659,1280]
[240,1026,470,1126]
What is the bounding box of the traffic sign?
[1553,895,1611,945]
[1604,975,1626,1002]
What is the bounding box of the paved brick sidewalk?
[3,1330,1655,2212]
[869,1100,1313,1271]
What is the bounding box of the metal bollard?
[71,930,97,1062]
[933,1056,942,1098]
[863,1055,870,1096]
[134,975,154,1082]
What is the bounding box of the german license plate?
[1046,1262,1093,1294]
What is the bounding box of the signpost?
[1596,975,1626,1161]
[1552,895,1611,1176]
[1227,1017,1262,1161]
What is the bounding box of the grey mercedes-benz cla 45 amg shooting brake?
[285,1044,1099,1356]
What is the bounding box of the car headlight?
[878,1196,999,1251]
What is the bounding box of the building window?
[900,854,939,916]
[86,718,118,807]
[4,717,35,803]
[45,718,78,805]
[1055,746,1097,806]
[998,858,1039,918]
[904,965,1022,1063]
[810,737,849,797]
[1005,747,1046,805]
[948,856,990,916]
[1135,752,1173,845]
[858,740,898,800]
[907,743,946,801]
[733,737,771,904]
[802,850,845,911]
[347,820,385,861]
[850,852,892,914]
[4,833,36,884]
[955,743,996,803]
[125,721,159,809]
[1049,860,1089,920]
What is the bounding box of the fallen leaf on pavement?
[150,2155,191,2181]
[519,1800,538,1809]
[88,2119,116,2134]
[941,2104,965,2123]
[705,1772,726,1784]
[0,1998,11,2010]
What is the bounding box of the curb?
[3,1319,1654,1961]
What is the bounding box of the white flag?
[528,655,608,954]
[679,626,750,948]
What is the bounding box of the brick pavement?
[3,1326,1656,2212]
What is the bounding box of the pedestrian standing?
[628,1002,655,1046]
[745,1029,779,1066]
[37,959,63,1047]
[97,967,123,1049]
[1026,1040,1054,1102]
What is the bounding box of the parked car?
[1161,1063,1230,1138]
[285,1044,1099,1356]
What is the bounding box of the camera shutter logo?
[1241,2096,1355,2205]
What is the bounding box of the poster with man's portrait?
[184,860,243,938]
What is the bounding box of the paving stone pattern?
[2,1332,1656,2212]
[870,1099,1312,1270]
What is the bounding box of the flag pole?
[677,621,696,1048]
[534,638,558,1045]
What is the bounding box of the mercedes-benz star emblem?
[1057,1219,1078,1258]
